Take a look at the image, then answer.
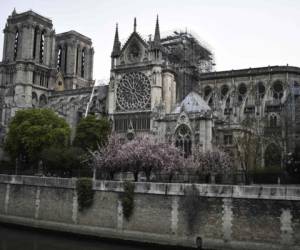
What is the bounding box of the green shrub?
[0,160,13,168]
[76,178,94,212]
[122,181,135,220]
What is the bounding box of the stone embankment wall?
[0,174,300,250]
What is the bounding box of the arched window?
[14,30,19,60]
[238,83,247,103]
[57,46,62,71]
[64,45,68,73]
[272,81,284,100]
[175,124,192,157]
[204,86,212,99]
[32,92,38,108]
[39,94,47,107]
[257,82,265,99]
[39,30,45,63]
[40,72,44,86]
[221,85,229,100]
[32,71,36,84]
[270,114,278,127]
[81,48,86,78]
[76,47,79,75]
[33,27,38,59]
[264,143,281,168]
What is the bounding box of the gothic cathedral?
[1,9,300,169]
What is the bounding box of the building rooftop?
[56,30,92,44]
[173,91,210,114]
[200,65,300,80]
[7,9,53,28]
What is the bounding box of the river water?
[0,224,171,250]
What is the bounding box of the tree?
[187,147,232,174]
[233,117,263,183]
[73,115,111,151]
[91,134,186,181]
[90,134,232,182]
[234,116,283,183]
[91,134,122,179]
[4,109,70,167]
[185,146,232,183]
[40,146,86,177]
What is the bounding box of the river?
[0,224,175,250]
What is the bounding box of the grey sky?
[1,0,300,81]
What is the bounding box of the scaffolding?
[161,30,214,72]
[160,31,214,100]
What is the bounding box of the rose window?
[116,72,151,111]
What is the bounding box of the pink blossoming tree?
[90,134,232,182]
[185,146,233,181]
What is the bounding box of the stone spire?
[154,15,160,44]
[134,17,137,32]
[111,23,121,57]
[12,8,17,16]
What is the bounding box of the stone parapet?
[0,174,299,200]
[200,65,300,80]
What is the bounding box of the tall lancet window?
[75,47,79,75]
[81,48,86,78]
[64,45,68,73]
[39,31,45,63]
[14,30,19,60]
[33,27,38,59]
[175,125,192,157]
[57,46,62,71]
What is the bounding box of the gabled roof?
[172,91,210,114]
[120,31,148,54]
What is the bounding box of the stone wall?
[0,174,300,250]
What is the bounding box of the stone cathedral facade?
[108,17,300,168]
[1,9,300,169]
[108,17,213,155]
[0,9,107,159]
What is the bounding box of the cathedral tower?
[0,9,95,130]
[108,17,177,139]
[55,31,94,90]
[0,9,56,126]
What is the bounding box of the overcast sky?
[1,0,300,81]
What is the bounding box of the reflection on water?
[0,224,160,250]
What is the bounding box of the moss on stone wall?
[122,181,135,220]
[76,178,94,212]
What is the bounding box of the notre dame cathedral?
[1,9,300,169]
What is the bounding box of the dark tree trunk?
[145,170,151,182]
[109,171,114,180]
[134,172,138,182]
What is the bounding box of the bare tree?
[234,116,283,183]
